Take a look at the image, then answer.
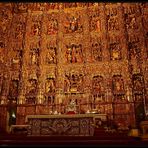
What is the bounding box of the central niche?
[64,71,84,93]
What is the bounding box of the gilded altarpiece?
[0,3,147,132]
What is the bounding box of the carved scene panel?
[128,36,141,62]
[11,14,26,40]
[88,8,101,32]
[132,74,144,93]
[64,71,84,93]
[123,4,141,31]
[65,42,84,64]
[30,15,42,36]
[12,3,28,13]
[109,35,122,61]
[112,75,125,95]
[29,41,40,66]
[90,36,102,62]
[105,6,120,32]
[0,6,12,35]
[46,13,58,36]
[46,40,57,64]
[11,49,23,69]
[63,11,83,34]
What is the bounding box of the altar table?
[25,114,107,136]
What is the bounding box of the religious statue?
[65,44,83,63]
[64,78,70,92]
[65,72,83,93]
[46,46,56,64]
[113,75,124,93]
[28,79,37,94]
[89,10,101,32]
[133,74,143,92]
[92,42,102,61]
[31,15,41,36]
[32,23,40,36]
[30,49,39,65]
[75,44,83,63]
[0,8,10,34]
[45,78,55,93]
[14,21,25,39]
[66,47,72,63]
[18,3,27,11]
[66,99,77,114]
[125,13,138,30]
[107,11,119,31]
[92,76,104,94]
[64,13,83,34]
[110,43,121,60]
[12,51,21,65]
[47,17,58,35]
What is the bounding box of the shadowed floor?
[0,128,148,147]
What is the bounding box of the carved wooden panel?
[88,8,101,32]
[105,5,120,32]
[27,115,94,136]
[46,13,58,36]
[90,36,103,62]
[112,75,125,95]
[108,35,122,61]
[63,11,83,34]
[30,15,42,36]
[46,40,57,64]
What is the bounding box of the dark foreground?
[0,129,148,147]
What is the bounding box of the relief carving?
[13,3,28,13]
[0,7,12,34]
[124,14,138,30]
[91,36,102,61]
[45,78,56,94]
[112,75,124,94]
[123,5,140,16]
[65,43,83,63]
[109,36,121,61]
[109,42,121,60]
[11,15,26,40]
[92,75,104,94]
[64,12,83,34]
[88,9,101,32]
[46,41,57,64]
[28,3,45,11]
[106,7,119,31]
[64,71,84,93]
[128,36,141,70]
[27,79,37,95]
[92,75,105,104]
[12,50,23,66]
[132,74,143,92]
[45,3,60,10]
[47,13,58,35]
[30,42,40,65]
[30,15,42,36]
[107,16,119,31]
